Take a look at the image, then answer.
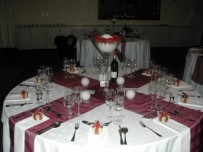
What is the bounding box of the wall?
[15,0,202,49]
[15,0,194,26]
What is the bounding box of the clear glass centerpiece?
[94,34,121,89]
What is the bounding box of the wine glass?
[105,89,116,120]
[64,89,74,120]
[34,81,43,101]
[127,58,136,78]
[113,95,124,125]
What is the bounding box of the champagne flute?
[105,89,116,120]
[64,89,74,120]
[63,57,69,79]
[73,86,82,119]
[147,82,158,111]
[127,58,136,78]
[69,58,76,78]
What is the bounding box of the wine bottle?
[111,54,118,83]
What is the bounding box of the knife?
[5,102,33,107]
[167,111,195,122]
[19,84,35,87]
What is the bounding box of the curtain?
[0,0,16,48]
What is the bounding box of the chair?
[54,35,77,59]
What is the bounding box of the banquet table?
[76,37,150,68]
[182,47,203,96]
[1,67,203,152]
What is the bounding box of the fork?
[71,123,79,142]
[139,121,162,137]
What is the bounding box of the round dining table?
[1,67,203,152]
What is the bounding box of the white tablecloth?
[76,38,150,69]
[3,67,203,152]
[182,47,203,96]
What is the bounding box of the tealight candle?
[81,77,90,87]
[126,89,135,100]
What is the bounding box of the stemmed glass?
[63,57,69,79]
[92,54,101,74]
[127,58,136,78]
[69,58,76,78]
[41,77,52,106]
[113,95,124,125]
[147,82,158,110]
[73,86,82,119]
[105,89,116,120]
[64,89,74,120]
[123,56,129,76]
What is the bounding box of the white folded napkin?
[171,81,191,89]
[5,94,30,102]
[86,127,107,147]
[15,115,49,152]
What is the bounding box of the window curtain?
[0,0,16,48]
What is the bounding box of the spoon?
[36,121,62,135]
[121,127,128,145]
[82,120,112,126]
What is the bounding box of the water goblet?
[113,95,124,122]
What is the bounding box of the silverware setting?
[36,121,62,135]
[71,123,80,142]
[139,121,162,137]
